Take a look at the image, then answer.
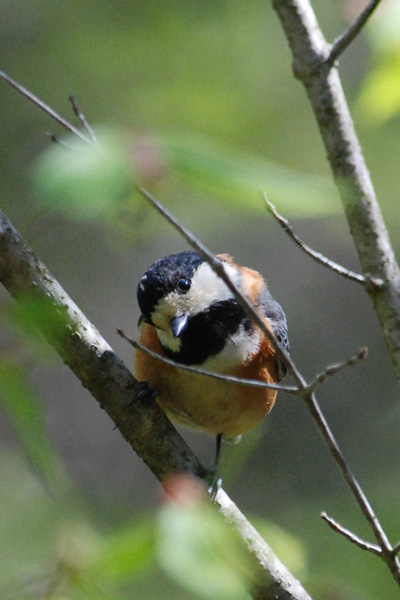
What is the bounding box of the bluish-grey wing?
[259,287,289,380]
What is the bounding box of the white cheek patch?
[187,261,239,315]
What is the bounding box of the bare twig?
[137,184,392,551]
[0,69,94,146]
[265,195,368,285]
[321,512,382,556]
[308,347,368,391]
[328,0,382,66]
[117,329,298,393]
[68,95,97,143]
[119,328,367,397]
[272,0,400,384]
[303,389,395,565]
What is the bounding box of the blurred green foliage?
[357,1,400,124]
[1,1,400,599]
[0,361,61,488]
[33,129,339,225]
[0,458,307,600]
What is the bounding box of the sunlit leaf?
[158,477,257,600]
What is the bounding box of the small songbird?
[135,251,289,475]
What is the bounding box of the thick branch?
[0,208,311,600]
[271,0,400,583]
[0,211,200,483]
[271,0,400,384]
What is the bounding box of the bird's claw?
[134,381,157,404]
[204,464,222,499]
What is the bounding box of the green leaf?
[87,518,156,583]
[158,490,257,600]
[356,2,400,124]
[33,126,339,229]
[0,360,61,487]
[33,126,135,221]
[357,53,400,124]
[162,135,339,217]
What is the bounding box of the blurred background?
[1,1,400,598]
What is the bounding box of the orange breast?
[135,323,279,438]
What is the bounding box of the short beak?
[170,314,189,338]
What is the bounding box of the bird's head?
[137,251,241,355]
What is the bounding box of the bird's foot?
[134,381,157,405]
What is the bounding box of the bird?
[135,251,289,486]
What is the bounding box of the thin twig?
[328,0,382,65]
[321,512,382,556]
[308,347,368,392]
[265,195,367,285]
[0,69,94,146]
[68,95,97,143]
[305,389,394,559]
[117,329,298,393]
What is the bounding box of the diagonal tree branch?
[0,209,200,483]
[0,207,311,600]
[271,0,400,584]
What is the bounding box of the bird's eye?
[177,278,191,292]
